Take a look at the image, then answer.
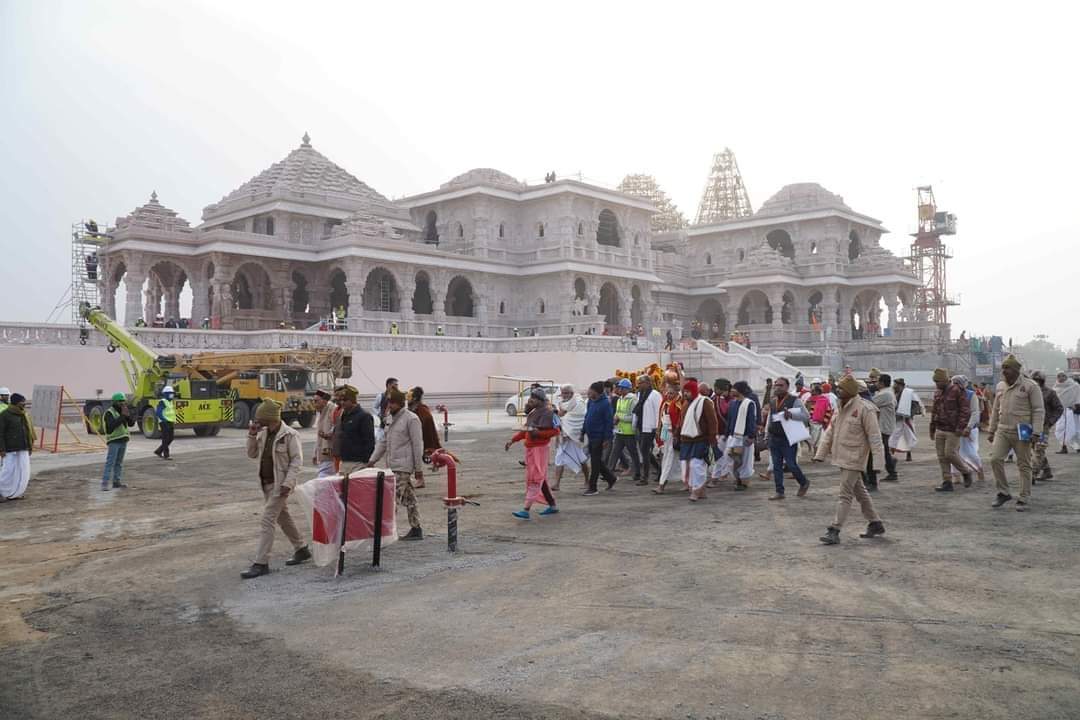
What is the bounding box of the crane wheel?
[107,343,117,353]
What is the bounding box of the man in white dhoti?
[0,393,35,501]
[553,385,589,490]
[949,376,984,482]
[890,378,920,460]
[1053,372,1080,453]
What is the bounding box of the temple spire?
[301,132,311,148]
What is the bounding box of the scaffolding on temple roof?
[617,174,688,233]
[71,220,111,326]
[694,148,753,225]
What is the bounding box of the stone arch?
[807,290,823,325]
[598,282,620,328]
[424,211,439,245]
[445,276,475,317]
[232,262,272,311]
[848,230,862,261]
[766,229,795,259]
[738,289,772,325]
[291,269,311,315]
[695,298,727,339]
[597,209,620,247]
[146,259,192,323]
[328,268,349,316]
[363,266,400,312]
[851,288,883,338]
[413,271,434,315]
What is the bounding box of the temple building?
[95,134,935,355]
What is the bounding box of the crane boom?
[79,303,174,376]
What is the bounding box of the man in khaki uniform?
[814,375,886,544]
[989,355,1045,511]
[365,387,425,541]
[312,389,337,477]
[241,400,310,579]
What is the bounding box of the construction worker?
[153,386,176,459]
[101,393,135,491]
[0,387,10,414]
[389,321,399,336]
[435,325,444,336]
[242,400,310,579]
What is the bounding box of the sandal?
[651,486,665,494]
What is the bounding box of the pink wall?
[0,346,667,398]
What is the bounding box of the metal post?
[372,471,385,567]
[447,506,458,553]
[336,471,351,576]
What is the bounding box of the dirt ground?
[1,425,1078,720]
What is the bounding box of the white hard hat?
[0,387,10,395]
[162,385,175,394]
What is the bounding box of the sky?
[1,1,1078,348]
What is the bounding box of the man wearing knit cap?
[989,355,1045,511]
[241,399,310,579]
[335,384,375,471]
[814,375,885,544]
[1031,371,1063,481]
[930,367,973,492]
[0,392,35,501]
[365,387,425,540]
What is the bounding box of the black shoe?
[992,493,1013,508]
[883,474,899,482]
[582,489,599,496]
[606,480,616,491]
[153,449,163,457]
[906,452,912,462]
[400,527,423,541]
[1042,470,1053,480]
[859,521,886,538]
[285,546,312,566]
[819,527,840,545]
[935,481,954,492]
[962,474,973,488]
[1016,501,1028,512]
[866,482,878,493]
[241,563,270,579]
[112,482,128,489]
[1057,447,1068,455]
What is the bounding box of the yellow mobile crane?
[80,304,233,438]
[178,349,352,428]
[81,304,353,435]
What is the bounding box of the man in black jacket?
[0,393,35,500]
[335,385,375,472]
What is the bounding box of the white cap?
[162,385,175,394]
[0,387,9,395]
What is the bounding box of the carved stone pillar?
[618,289,633,332]
[307,284,330,320]
[431,281,448,324]
[769,289,785,329]
[164,288,181,322]
[345,279,365,331]
[124,269,146,327]
[399,275,416,322]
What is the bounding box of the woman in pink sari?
[505,389,561,519]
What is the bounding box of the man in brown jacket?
[241,400,310,579]
[989,355,1045,511]
[814,375,885,545]
[312,389,337,477]
[929,367,973,492]
[366,388,425,540]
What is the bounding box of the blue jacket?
[726,396,759,437]
[583,395,614,442]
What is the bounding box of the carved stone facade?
[96,138,927,353]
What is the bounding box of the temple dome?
[755,183,851,217]
[441,168,526,191]
[209,134,390,210]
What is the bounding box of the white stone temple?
[95,134,938,357]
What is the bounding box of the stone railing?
[724,340,802,379]
[0,322,645,354]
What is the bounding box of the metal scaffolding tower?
[909,186,958,324]
[617,174,688,233]
[72,220,110,326]
[694,148,753,225]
